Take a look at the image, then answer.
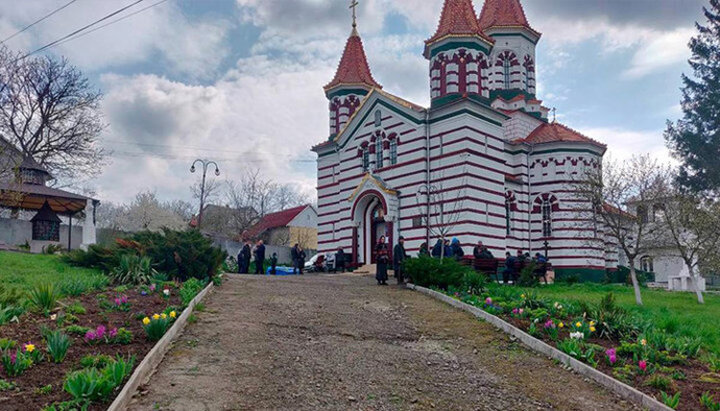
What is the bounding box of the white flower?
[163,289,170,296]
[570,331,584,340]
[50,314,57,321]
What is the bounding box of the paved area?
[129,274,637,410]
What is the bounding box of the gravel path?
[129,274,637,410]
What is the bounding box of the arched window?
[541,198,553,237]
[374,110,382,127]
[362,147,369,171]
[389,139,398,165]
[375,139,383,168]
[640,256,654,272]
[503,58,511,90]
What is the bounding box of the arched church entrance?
[351,190,393,266]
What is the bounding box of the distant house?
[191,204,258,240]
[245,205,317,249]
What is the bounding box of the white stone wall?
[487,34,537,94]
[502,111,543,141]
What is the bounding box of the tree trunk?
[629,260,644,306]
[689,267,705,304]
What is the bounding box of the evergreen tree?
[665,0,720,194]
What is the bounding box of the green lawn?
[526,283,720,354]
[0,250,106,292]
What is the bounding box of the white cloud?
[578,127,674,164]
[622,28,693,78]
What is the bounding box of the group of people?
[237,239,266,274]
[375,236,549,286]
[374,235,409,286]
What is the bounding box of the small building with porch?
[0,138,98,253]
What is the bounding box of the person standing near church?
[393,236,408,285]
[254,240,266,274]
[239,240,251,274]
[296,245,306,275]
[291,243,299,274]
[375,236,389,285]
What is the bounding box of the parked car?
[304,253,325,273]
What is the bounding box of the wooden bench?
[473,258,500,283]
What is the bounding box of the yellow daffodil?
[161,313,167,319]
[142,317,150,325]
[24,344,35,353]
[575,322,582,328]
[169,311,176,318]
[521,294,526,299]
[558,322,564,328]
[152,314,160,320]
[590,326,596,333]
[590,321,596,326]
[641,339,647,346]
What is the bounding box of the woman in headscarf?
[451,238,465,260]
[418,242,429,257]
[375,235,389,285]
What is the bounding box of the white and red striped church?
[312,0,617,280]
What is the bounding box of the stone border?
[107,279,216,411]
[407,284,672,411]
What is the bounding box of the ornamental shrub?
[62,244,119,271]
[462,271,487,295]
[130,229,226,281]
[405,256,468,290]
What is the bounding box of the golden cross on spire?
[350,0,359,31]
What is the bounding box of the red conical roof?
[426,0,493,45]
[478,0,539,35]
[324,31,381,92]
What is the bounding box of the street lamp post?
[190,159,220,229]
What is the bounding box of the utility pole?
[190,159,220,229]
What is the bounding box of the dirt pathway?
[129,274,636,410]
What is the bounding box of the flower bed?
[440,287,720,411]
[0,283,188,410]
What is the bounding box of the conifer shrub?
[405,256,468,290]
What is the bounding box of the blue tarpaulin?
[266,266,297,276]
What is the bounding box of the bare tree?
[417,161,469,260]
[190,176,221,215]
[578,154,667,305]
[656,173,720,304]
[0,47,105,183]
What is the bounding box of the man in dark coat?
[239,240,252,274]
[393,236,409,285]
[473,241,494,259]
[291,244,299,274]
[296,246,306,275]
[335,248,346,273]
[254,240,266,274]
[502,251,518,284]
[431,239,443,258]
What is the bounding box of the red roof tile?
[245,205,310,240]
[426,0,494,45]
[478,0,539,36]
[324,32,381,91]
[517,122,606,148]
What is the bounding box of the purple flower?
[544,320,554,329]
[84,331,96,342]
[95,325,106,339]
[141,291,147,296]
[150,284,156,291]
[485,297,492,305]
[109,328,118,338]
[639,360,647,372]
[114,298,121,305]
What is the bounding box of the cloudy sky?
[0,0,707,206]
